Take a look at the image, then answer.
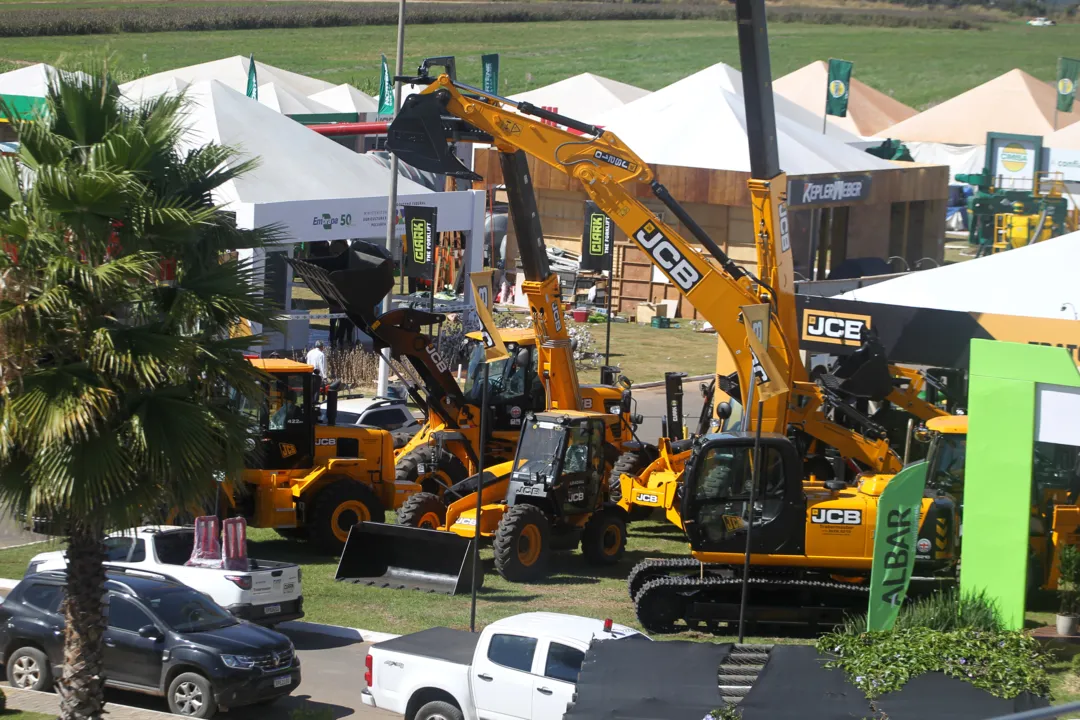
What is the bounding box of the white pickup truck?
[361,612,646,720]
[26,526,303,626]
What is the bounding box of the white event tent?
[175,80,485,349]
[593,63,888,174]
[309,84,379,115]
[838,231,1080,320]
[508,73,650,124]
[0,63,91,120]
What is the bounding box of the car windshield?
[514,421,563,478]
[143,586,237,633]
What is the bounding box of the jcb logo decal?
[801,310,871,346]
[722,515,744,532]
[811,508,862,525]
[425,342,449,373]
[635,493,659,504]
[279,443,297,458]
[634,221,701,292]
[777,202,791,253]
[315,438,337,446]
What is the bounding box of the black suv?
[0,570,301,718]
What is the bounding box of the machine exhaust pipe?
[335,522,481,595]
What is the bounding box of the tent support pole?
[379,0,407,397]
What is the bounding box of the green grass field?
[2,19,1079,108]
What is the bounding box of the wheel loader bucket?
[820,331,894,401]
[288,242,395,327]
[387,91,482,181]
[335,521,480,595]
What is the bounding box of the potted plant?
[1056,544,1080,636]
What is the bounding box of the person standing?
[306,340,328,401]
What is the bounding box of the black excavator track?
[632,567,871,634]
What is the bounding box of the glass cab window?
[690,445,786,544]
[268,374,308,431]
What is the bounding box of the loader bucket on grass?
[335,521,481,595]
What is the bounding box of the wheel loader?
[338,409,632,592]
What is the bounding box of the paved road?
[0,513,48,550]
[632,382,709,445]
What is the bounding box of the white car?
[361,612,647,720]
[1028,16,1055,25]
[26,526,303,626]
[320,396,421,448]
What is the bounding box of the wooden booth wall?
[473,150,949,318]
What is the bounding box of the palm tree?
[0,68,276,719]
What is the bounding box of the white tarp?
[0,63,91,98]
[308,84,378,114]
[508,73,650,124]
[256,82,338,116]
[906,142,985,184]
[593,63,890,174]
[121,56,334,102]
[175,80,431,212]
[838,231,1080,319]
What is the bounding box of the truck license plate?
[264,604,281,615]
[273,676,291,688]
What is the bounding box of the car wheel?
[168,672,216,718]
[6,646,52,691]
[416,700,464,720]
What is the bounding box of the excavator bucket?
[288,242,395,327]
[820,330,894,401]
[335,522,480,595]
[387,91,482,181]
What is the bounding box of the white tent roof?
[308,84,379,114]
[121,56,334,101]
[508,73,650,123]
[120,76,190,102]
[1045,119,1080,149]
[592,63,890,174]
[0,63,91,98]
[878,69,1080,145]
[838,232,1080,319]
[255,82,338,116]
[774,61,917,138]
[177,80,429,209]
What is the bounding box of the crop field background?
[0,15,1078,108]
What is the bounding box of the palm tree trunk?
[58,521,107,720]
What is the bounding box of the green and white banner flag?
[378,54,395,117]
[481,54,500,95]
[1057,57,1080,113]
[867,461,928,631]
[825,58,854,118]
[246,54,258,100]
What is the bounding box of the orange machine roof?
[926,414,968,434]
[248,358,314,373]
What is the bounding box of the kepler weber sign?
[788,175,872,207]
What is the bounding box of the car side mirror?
[620,390,632,416]
[139,625,163,641]
[913,425,931,443]
[716,402,732,421]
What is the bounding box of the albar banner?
[580,201,615,272]
[867,461,927,631]
[403,205,436,279]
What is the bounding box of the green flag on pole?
[378,54,394,117]
[825,58,854,118]
[481,54,500,95]
[1057,57,1080,113]
[246,54,258,100]
[867,461,928,631]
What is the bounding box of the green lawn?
[2,712,55,720]
[2,20,1080,109]
[575,321,719,385]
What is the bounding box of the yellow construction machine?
[376,0,963,622]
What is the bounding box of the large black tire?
[396,492,447,529]
[397,446,469,496]
[581,510,627,566]
[6,646,52,692]
[311,479,385,554]
[607,449,654,503]
[416,700,464,720]
[494,504,551,582]
[167,671,216,718]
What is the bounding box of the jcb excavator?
[384,0,960,625]
[291,153,646,592]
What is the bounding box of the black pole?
[470,361,489,633]
[604,245,614,366]
[737,374,764,644]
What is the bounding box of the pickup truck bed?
[373,627,479,665]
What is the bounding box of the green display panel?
[961,339,1080,630]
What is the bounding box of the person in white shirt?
[306,340,327,379]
